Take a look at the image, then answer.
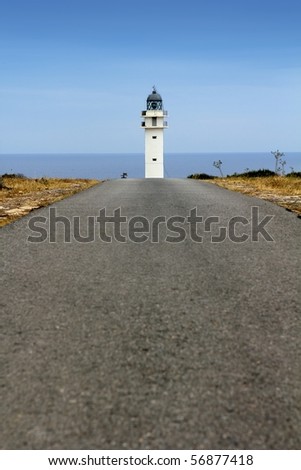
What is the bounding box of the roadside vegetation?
[0,174,100,227]
[188,169,301,215]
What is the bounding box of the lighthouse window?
[152,158,157,161]
[152,117,157,126]
[152,136,157,139]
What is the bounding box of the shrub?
[187,173,215,179]
[228,169,277,178]
[1,173,27,179]
[287,171,301,178]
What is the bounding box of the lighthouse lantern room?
[141,87,168,178]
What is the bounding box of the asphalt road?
[1,179,300,449]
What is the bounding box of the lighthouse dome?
[147,90,162,102]
[147,87,163,110]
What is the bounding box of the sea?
[0,153,300,179]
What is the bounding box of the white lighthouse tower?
[141,87,168,178]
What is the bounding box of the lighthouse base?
[145,163,164,178]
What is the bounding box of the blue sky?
[0,0,300,153]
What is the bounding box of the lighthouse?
[141,87,168,178]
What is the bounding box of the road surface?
[1,179,300,449]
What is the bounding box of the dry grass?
[208,176,301,214]
[0,176,100,227]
